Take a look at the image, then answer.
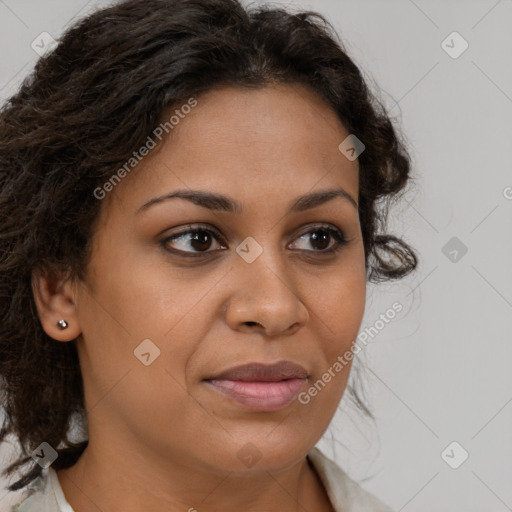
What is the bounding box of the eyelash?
[159,223,349,258]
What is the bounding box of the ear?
[31,266,82,342]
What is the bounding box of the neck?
[56,434,333,512]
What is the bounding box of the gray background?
[1,0,511,510]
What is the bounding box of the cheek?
[312,256,366,345]
[330,276,366,349]
[305,254,366,407]
[75,249,220,389]
[299,268,364,425]
[74,269,207,440]
[81,249,197,343]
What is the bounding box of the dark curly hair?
[0,0,418,492]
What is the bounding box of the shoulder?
[7,474,44,512]
[8,468,66,512]
[307,447,395,512]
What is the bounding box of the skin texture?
[32,83,366,512]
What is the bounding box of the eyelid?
[165,222,224,240]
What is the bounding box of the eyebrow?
[136,187,358,215]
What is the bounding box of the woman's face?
[67,83,366,473]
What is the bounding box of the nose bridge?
[235,233,291,297]
[225,233,309,334]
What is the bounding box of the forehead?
[168,83,353,159]
[105,83,359,215]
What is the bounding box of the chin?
[201,437,311,474]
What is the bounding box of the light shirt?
[10,447,394,511]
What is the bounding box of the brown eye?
[186,230,214,251]
[289,225,348,254]
[308,229,332,251]
[161,225,226,255]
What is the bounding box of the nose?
[224,250,309,337]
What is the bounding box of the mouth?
[203,360,309,412]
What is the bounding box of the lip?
[206,361,308,381]
[204,361,309,412]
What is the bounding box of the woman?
[0,0,418,510]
